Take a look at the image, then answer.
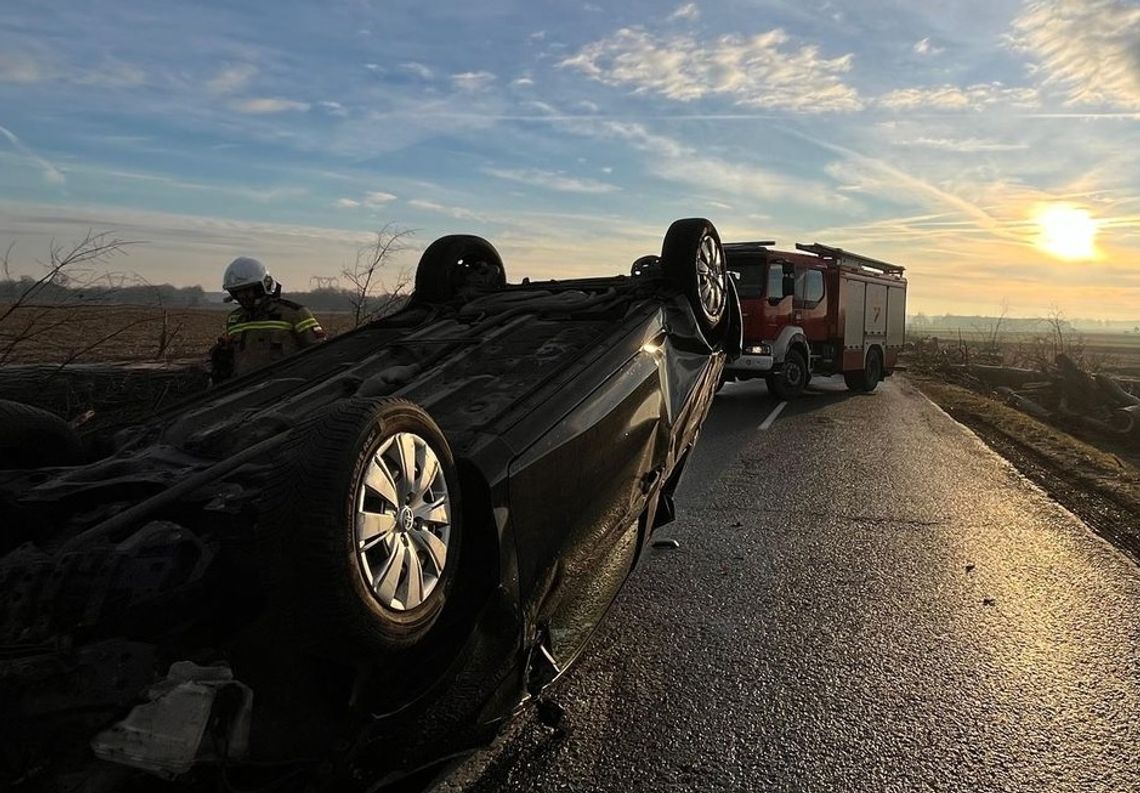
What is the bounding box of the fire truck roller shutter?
[886,284,906,370]
[842,279,865,371]
[863,282,889,376]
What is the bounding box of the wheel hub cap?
[354,431,452,611]
[696,233,726,323]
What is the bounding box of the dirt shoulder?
[910,375,1140,564]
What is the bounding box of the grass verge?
[911,375,1140,563]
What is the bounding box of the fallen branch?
[1096,373,1140,408]
[996,386,1052,420]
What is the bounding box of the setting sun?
[1034,204,1099,260]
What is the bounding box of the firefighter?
[209,257,325,383]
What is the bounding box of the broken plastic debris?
[91,661,252,778]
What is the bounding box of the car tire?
[844,347,883,393]
[260,398,463,656]
[0,399,83,469]
[413,234,506,304]
[766,349,807,400]
[660,218,728,336]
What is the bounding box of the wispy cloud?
[451,71,496,92]
[912,37,943,56]
[0,124,66,185]
[77,58,147,87]
[229,97,311,114]
[408,198,491,221]
[0,51,54,83]
[588,121,851,209]
[0,51,142,88]
[878,83,1039,110]
[483,167,620,194]
[1,0,1138,318]
[891,136,1029,153]
[401,62,434,80]
[207,64,257,95]
[797,130,1022,244]
[57,161,308,203]
[319,100,348,117]
[669,3,700,21]
[1010,0,1140,109]
[561,28,862,112]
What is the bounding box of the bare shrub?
[0,231,158,368]
[970,298,1010,366]
[341,224,415,327]
[1010,305,1115,374]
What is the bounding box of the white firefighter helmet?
[222,257,275,296]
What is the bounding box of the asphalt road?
[439,375,1140,792]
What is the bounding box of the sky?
[1,0,1139,319]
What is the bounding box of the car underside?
[0,218,741,790]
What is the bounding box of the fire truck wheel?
[766,349,807,399]
[660,218,728,336]
[844,347,883,393]
[413,234,506,304]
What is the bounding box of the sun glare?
[1034,204,1098,260]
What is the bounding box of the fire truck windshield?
[732,262,767,298]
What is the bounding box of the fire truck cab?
[723,241,907,399]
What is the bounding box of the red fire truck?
[722,241,907,398]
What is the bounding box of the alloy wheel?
[354,431,452,611]
[695,232,727,325]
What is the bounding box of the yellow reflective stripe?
[225,320,295,335]
[294,317,321,333]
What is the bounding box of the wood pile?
[955,354,1140,442]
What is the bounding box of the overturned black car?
[0,218,740,789]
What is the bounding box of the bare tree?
[1045,304,1068,360]
[0,231,149,367]
[969,297,1010,365]
[341,224,415,327]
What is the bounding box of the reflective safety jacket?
[223,297,325,378]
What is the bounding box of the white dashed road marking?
[759,400,787,430]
